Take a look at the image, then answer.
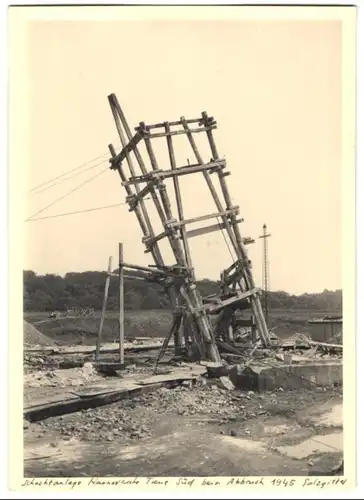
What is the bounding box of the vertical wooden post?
[200,111,271,347]
[108,95,181,348]
[227,324,234,342]
[107,96,269,360]
[180,116,241,258]
[165,122,195,351]
[119,243,124,364]
[108,100,165,267]
[165,122,195,277]
[95,256,113,361]
[251,316,257,344]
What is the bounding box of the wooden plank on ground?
[71,381,139,398]
[24,382,164,422]
[24,342,170,356]
[138,369,207,386]
[309,340,342,349]
[24,391,76,410]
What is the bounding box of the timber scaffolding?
[107,93,271,364]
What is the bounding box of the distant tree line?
[23,270,342,313]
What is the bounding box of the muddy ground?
[24,368,343,477]
[23,317,343,478]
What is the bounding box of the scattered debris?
[328,330,343,345]
[219,376,235,391]
[24,362,99,389]
[22,93,344,477]
[308,455,344,476]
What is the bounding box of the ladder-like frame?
[107,93,271,362]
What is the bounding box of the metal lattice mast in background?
[259,224,271,323]
[106,93,271,362]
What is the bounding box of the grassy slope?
[24,310,173,345]
[24,308,337,345]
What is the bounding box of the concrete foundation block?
[230,362,343,391]
[206,363,234,378]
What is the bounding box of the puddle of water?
[117,441,174,460]
[312,404,342,427]
[25,431,188,465]
[113,431,187,460]
[25,437,84,462]
[276,432,343,459]
[220,435,266,453]
[264,424,292,436]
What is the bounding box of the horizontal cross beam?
[197,287,260,313]
[135,116,212,130]
[122,160,226,186]
[108,271,161,282]
[186,221,252,240]
[137,125,217,139]
[174,207,240,228]
[122,262,167,275]
[146,208,241,249]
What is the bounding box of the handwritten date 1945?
[271,479,296,487]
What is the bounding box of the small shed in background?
[307,315,342,343]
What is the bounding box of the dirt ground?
[24,377,343,477]
[23,318,343,478]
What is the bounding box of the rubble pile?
[328,330,343,345]
[24,321,54,347]
[30,385,257,442]
[282,332,313,346]
[24,354,59,374]
[24,362,100,388]
[30,382,341,444]
[24,353,91,374]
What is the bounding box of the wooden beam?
[108,144,162,267]
[107,99,165,267]
[126,180,158,207]
[24,383,164,422]
[224,271,245,287]
[122,262,167,275]
[118,243,124,364]
[200,288,260,313]
[243,237,255,245]
[95,256,112,360]
[165,121,194,279]
[155,159,225,177]
[138,117,202,130]
[121,160,225,186]
[143,133,188,272]
[109,101,184,350]
[110,133,142,166]
[186,223,223,239]
[176,208,239,227]
[149,208,240,245]
[200,111,271,347]
[186,222,250,240]
[180,116,242,260]
[111,271,163,282]
[124,274,164,284]
[139,125,217,139]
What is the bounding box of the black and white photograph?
[6,3,357,492]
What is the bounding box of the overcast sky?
[22,15,342,294]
